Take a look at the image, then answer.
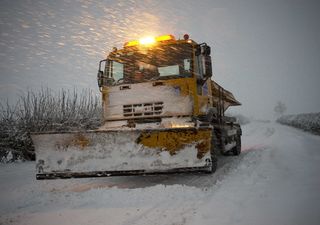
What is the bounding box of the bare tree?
[274,101,287,117]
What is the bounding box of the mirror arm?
[201,76,209,86]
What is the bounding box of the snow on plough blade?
[32,127,212,179]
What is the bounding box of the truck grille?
[123,102,163,117]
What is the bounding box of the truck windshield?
[106,43,193,84]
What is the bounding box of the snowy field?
[1,121,320,225]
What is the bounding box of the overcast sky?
[1,0,319,119]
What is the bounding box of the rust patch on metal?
[196,140,210,159]
[136,128,211,158]
[71,134,90,149]
[54,133,90,151]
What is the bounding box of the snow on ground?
[1,121,320,225]
[191,122,320,225]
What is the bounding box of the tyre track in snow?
[188,122,320,225]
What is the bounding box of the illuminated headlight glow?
[139,36,156,45]
[170,124,193,128]
[161,121,194,129]
[124,34,175,47]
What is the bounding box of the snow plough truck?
[32,34,242,179]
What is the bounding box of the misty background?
[0,0,319,120]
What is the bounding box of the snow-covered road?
[1,121,320,225]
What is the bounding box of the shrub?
[277,112,320,135]
[0,88,102,162]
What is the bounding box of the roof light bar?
[139,36,156,45]
[124,34,175,47]
[155,34,175,42]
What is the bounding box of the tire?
[205,155,217,174]
[219,135,229,156]
[211,155,218,173]
[205,132,218,173]
[232,134,241,156]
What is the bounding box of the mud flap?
[32,127,212,179]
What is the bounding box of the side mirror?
[97,70,115,87]
[204,46,211,56]
[97,70,104,87]
[195,45,201,56]
[204,55,212,78]
[196,44,211,56]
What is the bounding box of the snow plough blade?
[32,127,213,179]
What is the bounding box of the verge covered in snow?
[277,112,320,135]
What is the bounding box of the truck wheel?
[211,155,218,173]
[205,155,217,173]
[232,134,241,156]
[206,133,218,174]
